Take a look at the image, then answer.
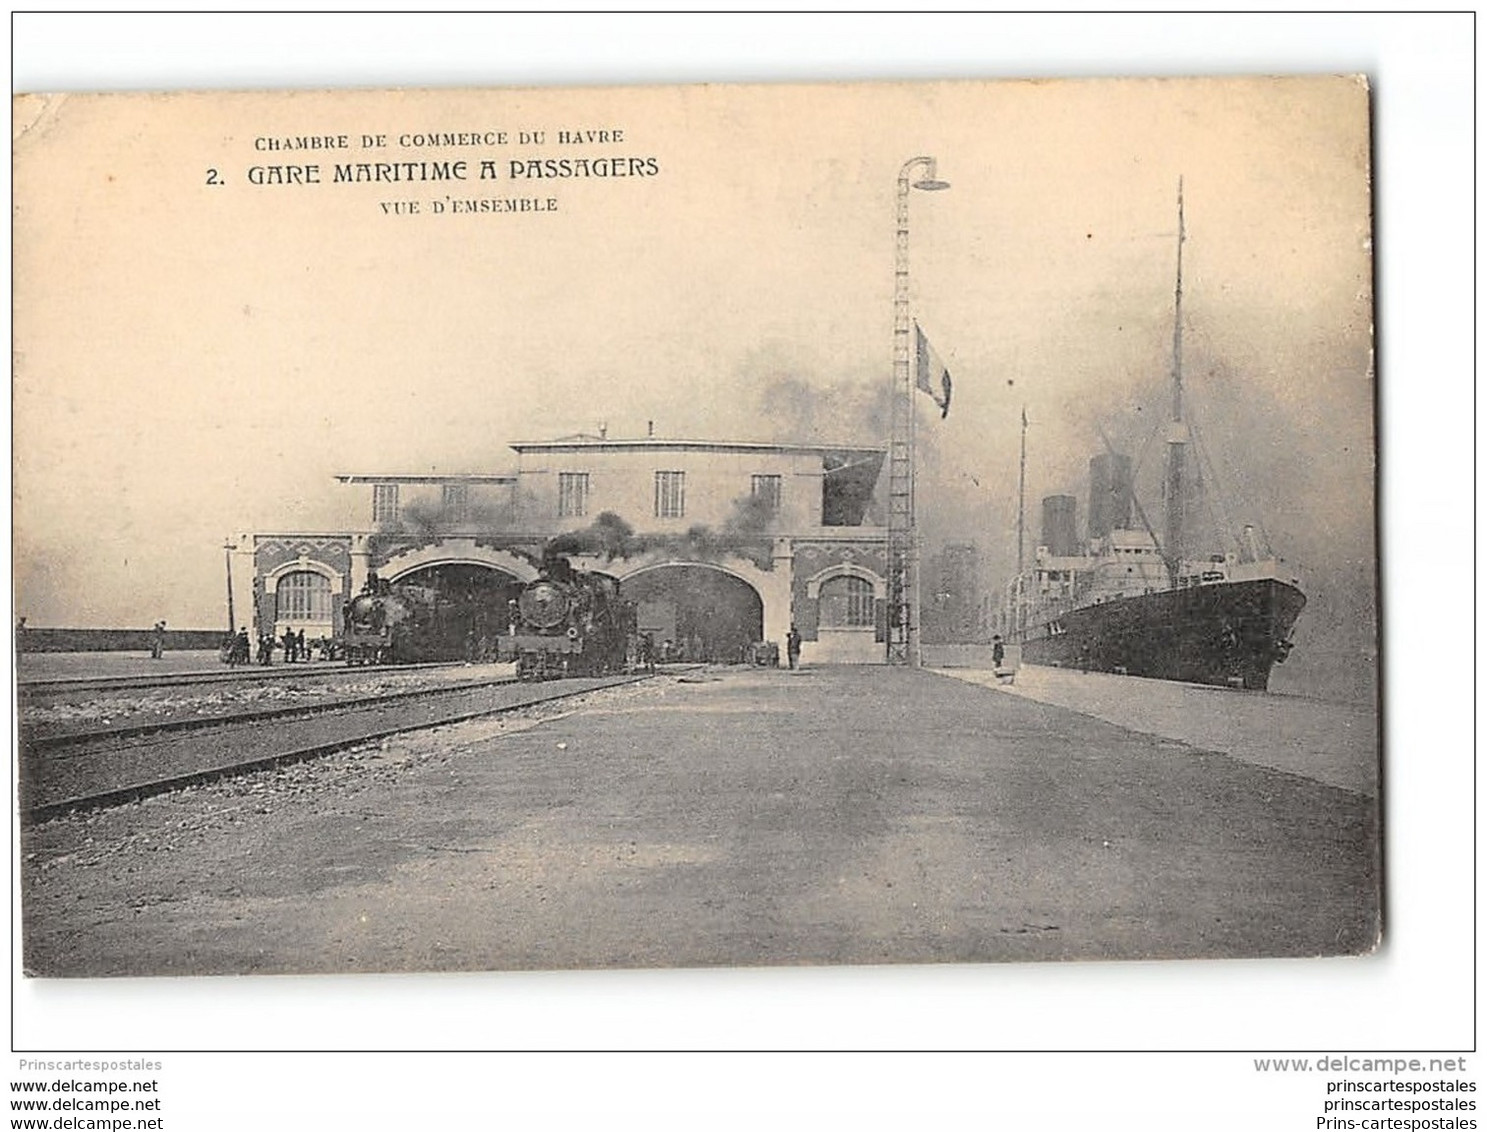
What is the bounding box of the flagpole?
[223,539,237,635]
[887,156,949,668]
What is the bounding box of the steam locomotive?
[498,559,636,680]
[341,578,452,665]
[342,573,512,665]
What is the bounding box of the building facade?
[230,435,893,664]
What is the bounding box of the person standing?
[992,634,1005,669]
[151,620,167,660]
[786,624,802,670]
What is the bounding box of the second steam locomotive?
[498,558,636,680]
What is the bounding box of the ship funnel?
[1088,453,1134,540]
[1241,524,1264,563]
[1040,495,1079,557]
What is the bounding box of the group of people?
[280,627,312,663]
[632,630,800,668]
[629,631,790,671]
[633,633,652,672]
[222,626,331,667]
[223,628,270,667]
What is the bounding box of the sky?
[14,73,1374,673]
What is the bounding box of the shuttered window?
[654,471,685,518]
[442,483,469,522]
[558,472,589,518]
[372,483,399,524]
[751,474,782,513]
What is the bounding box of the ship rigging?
[1000,182,1306,691]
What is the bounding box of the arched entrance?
[620,564,764,664]
[386,562,525,662]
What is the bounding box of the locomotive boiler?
[499,558,636,680]
[341,578,449,665]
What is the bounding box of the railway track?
[17,659,466,698]
[20,671,526,748]
[20,672,648,824]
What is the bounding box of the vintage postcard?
[13,77,1377,977]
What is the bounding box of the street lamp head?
[911,157,950,192]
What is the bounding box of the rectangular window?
[654,471,685,518]
[557,472,590,518]
[751,474,782,513]
[442,482,470,522]
[372,483,399,524]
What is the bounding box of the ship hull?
[1018,578,1306,691]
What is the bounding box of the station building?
[228,434,893,665]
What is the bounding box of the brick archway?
[378,541,538,585]
[617,561,766,664]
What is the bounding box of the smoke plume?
[544,508,776,572]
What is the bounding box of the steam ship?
[1002,184,1305,691]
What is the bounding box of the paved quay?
[940,665,1378,796]
[21,665,1379,977]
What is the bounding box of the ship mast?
[1017,406,1027,578]
[1163,178,1188,584]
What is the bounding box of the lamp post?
[887,156,949,667]
[223,539,237,634]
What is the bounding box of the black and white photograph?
[6,11,1475,1126]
